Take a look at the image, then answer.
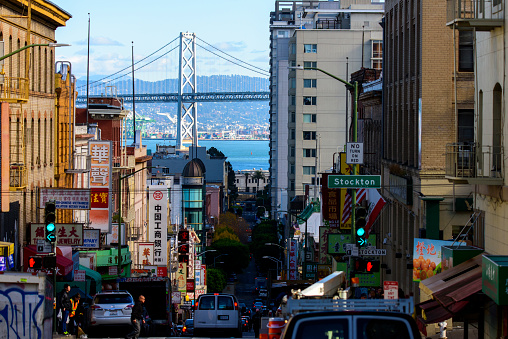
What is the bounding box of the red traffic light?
[29,256,43,269]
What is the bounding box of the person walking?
[126,295,145,339]
[252,308,261,338]
[60,284,72,335]
[68,294,80,335]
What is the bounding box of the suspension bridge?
[75,32,270,148]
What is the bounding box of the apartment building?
[286,2,384,207]
[0,1,70,270]
[382,0,477,335]
[444,0,508,336]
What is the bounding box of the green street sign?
[327,175,381,189]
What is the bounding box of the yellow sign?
[0,242,14,256]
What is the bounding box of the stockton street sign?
[327,175,381,189]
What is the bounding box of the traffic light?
[354,258,380,273]
[355,206,367,247]
[44,201,56,243]
[43,255,57,269]
[28,256,43,269]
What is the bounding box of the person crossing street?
[126,295,145,339]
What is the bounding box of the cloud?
[213,41,247,52]
[250,49,267,54]
[75,36,123,46]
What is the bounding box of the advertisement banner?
[321,173,341,228]
[413,238,453,282]
[195,260,202,287]
[81,229,100,249]
[108,223,126,246]
[319,226,339,264]
[148,185,168,266]
[177,262,187,292]
[89,140,112,233]
[30,223,83,246]
[289,238,298,280]
[138,243,154,266]
[40,188,90,210]
[328,234,376,254]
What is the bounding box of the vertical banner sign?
[321,173,341,228]
[195,259,202,287]
[289,239,298,280]
[177,262,187,292]
[89,141,112,233]
[138,242,154,266]
[149,185,168,266]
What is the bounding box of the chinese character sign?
[89,141,112,233]
[177,263,187,292]
[138,243,154,266]
[289,239,298,280]
[149,185,168,266]
[30,223,83,246]
[413,238,453,282]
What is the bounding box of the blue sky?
[51,0,274,80]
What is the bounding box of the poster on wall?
[138,243,154,266]
[413,238,453,282]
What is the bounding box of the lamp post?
[265,243,286,278]
[288,65,360,250]
[213,253,229,268]
[262,256,282,278]
[0,43,70,63]
[277,210,308,279]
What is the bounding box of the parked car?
[280,311,420,339]
[241,316,251,332]
[89,290,134,330]
[182,318,194,337]
[194,293,242,338]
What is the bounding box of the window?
[304,61,317,68]
[303,79,317,88]
[303,166,316,175]
[459,31,474,72]
[303,96,317,105]
[303,131,317,140]
[290,78,296,89]
[198,296,215,310]
[303,114,316,123]
[218,296,234,310]
[290,164,295,174]
[291,112,296,123]
[290,129,295,140]
[291,43,296,54]
[290,180,295,191]
[290,146,295,157]
[458,110,474,143]
[303,149,316,157]
[372,40,383,70]
[304,44,317,53]
[277,30,290,38]
[290,96,296,105]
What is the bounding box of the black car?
[182,318,194,337]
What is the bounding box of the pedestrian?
[126,295,145,339]
[252,308,261,338]
[68,294,80,335]
[60,284,72,336]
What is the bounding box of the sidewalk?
[422,325,479,339]
[53,334,76,339]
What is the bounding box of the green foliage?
[206,268,227,293]
[207,147,225,158]
[213,227,240,242]
[209,238,250,274]
[250,220,279,274]
[226,161,238,204]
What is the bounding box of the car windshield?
[295,318,349,339]
[94,294,133,304]
[185,319,193,326]
[198,296,215,310]
[356,318,410,339]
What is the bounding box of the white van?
[194,293,242,338]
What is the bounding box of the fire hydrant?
[438,321,447,339]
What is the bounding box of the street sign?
[346,142,363,164]
[36,239,52,253]
[108,266,118,276]
[346,248,359,257]
[384,281,398,299]
[360,248,387,256]
[74,270,86,282]
[327,175,381,189]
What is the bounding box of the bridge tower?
[177,32,198,150]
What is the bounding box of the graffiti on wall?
[0,286,45,339]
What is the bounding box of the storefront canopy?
[416,254,483,335]
[24,245,73,276]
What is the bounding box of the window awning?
[297,201,320,225]
[415,254,483,336]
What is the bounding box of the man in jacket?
[60,284,72,335]
[126,295,145,339]
[252,308,261,338]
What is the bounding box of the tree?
[206,268,227,293]
[209,238,250,274]
[250,220,279,273]
[206,148,238,206]
[213,226,240,242]
[216,212,250,243]
[252,170,264,194]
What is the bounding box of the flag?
[365,189,387,238]
[341,188,366,224]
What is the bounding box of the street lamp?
[213,253,229,268]
[265,243,285,277]
[262,256,282,278]
[288,65,360,255]
[0,43,70,62]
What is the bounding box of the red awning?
[416,254,484,335]
[23,245,73,276]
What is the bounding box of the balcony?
[0,76,29,103]
[445,143,503,185]
[9,163,26,190]
[447,0,504,30]
[65,154,91,173]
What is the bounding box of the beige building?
[286,3,384,206]
[0,1,70,268]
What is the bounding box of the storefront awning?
[416,254,483,335]
[297,201,320,225]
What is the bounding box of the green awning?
[297,201,320,225]
[79,264,102,295]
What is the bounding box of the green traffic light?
[46,223,55,232]
[356,227,365,236]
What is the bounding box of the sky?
[50,0,275,81]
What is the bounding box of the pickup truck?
[280,311,420,339]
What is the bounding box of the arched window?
[17,39,20,80]
[44,48,47,93]
[8,36,12,77]
[31,118,35,166]
[50,118,53,164]
[492,84,502,172]
[44,118,47,165]
[37,118,41,165]
[38,46,41,92]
